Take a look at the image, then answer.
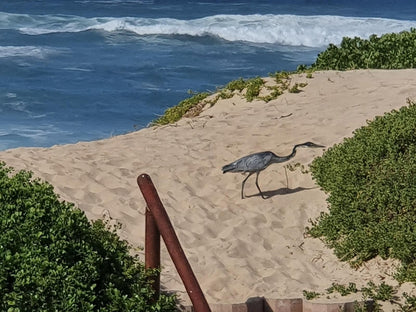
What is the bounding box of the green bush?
[311,28,416,70]
[0,163,176,311]
[308,101,416,281]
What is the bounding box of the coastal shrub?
[311,28,416,70]
[308,100,416,281]
[150,71,311,125]
[151,91,210,125]
[0,163,176,311]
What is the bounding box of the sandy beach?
[1,69,416,307]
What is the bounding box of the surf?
[1,11,415,47]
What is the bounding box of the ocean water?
[1,1,415,150]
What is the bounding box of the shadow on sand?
[245,186,317,199]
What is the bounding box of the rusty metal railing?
[137,173,211,312]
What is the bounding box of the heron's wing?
[230,152,272,172]
[223,151,274,173]
[245,152,273,170]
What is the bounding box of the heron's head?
[297,142,325,149]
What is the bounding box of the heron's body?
[222,142,324,199]
[222,151,291,174]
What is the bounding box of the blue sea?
[1,1,415,150]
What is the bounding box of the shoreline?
[1,69,416,306]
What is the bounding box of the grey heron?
[222,142,324,199]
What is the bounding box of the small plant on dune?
[271,70,290,82]
[0,162,176,311]
[244,77,265,101]
[217,72,308,104]
[260,86,283,102]
[222,76,267,102]
[305,281,404,310]
[225,76,266,101]
[269,71,308,95]
[400,292,416,311]
[289,82,307,93]
[308,100,416,281]
[286,162,309,174]
[326,282,358,296]
[303,290,321,300]
[151,91,210,125]
[361,282,396,302]
[218,88,234,100]
[225,78,247,92]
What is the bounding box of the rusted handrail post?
[145,207,160,303]
[137,174,211,312]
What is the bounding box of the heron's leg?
[284,166,289,189]
[255,171,266,199]
[241,172,254,199]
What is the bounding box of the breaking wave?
[1,11,415,47]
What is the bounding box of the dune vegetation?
[153,28,416,126]
[1,28,416,311]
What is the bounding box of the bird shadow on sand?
[245,186,317,199]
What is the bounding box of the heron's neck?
[288,145,299,159]
[272,145,298,163]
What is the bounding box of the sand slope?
[1,70,416,306]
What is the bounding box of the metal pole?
[145,207,160,302]
[137,173,211,312]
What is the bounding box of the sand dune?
[1,69,416,307]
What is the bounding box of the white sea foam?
[4,124,69,139]
[6,93,17,98]
[62,67,93,72]
[1,11,415,47]
[0,45,64,58]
